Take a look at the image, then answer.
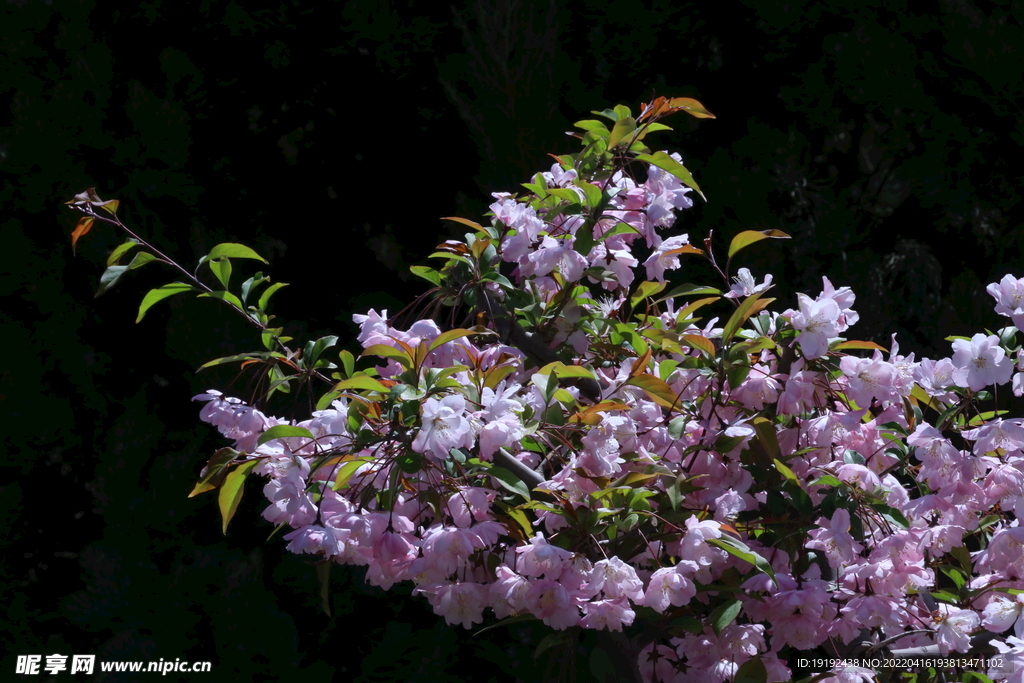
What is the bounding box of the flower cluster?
[179,103,1024,682]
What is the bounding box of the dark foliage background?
[2,1,1022,681]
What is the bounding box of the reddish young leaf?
[70,217,95,254]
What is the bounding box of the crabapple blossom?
[151,108,1024,683]
[412,394,474,460]
[723,267,773,299]
[951,333,1013,391]
[805,508,863,568]
[788,293,840,359]
[988,274,1024,330]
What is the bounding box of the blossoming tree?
[68,96,1024,683]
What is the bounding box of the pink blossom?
[580,597,635,631]
[642,563,698,612]
[723,268,773,299]
[806,508,864,567]
[913,357,958,399]
[988,274,1024,330]
[643,234,690,282]
[983,593,1024,637]
[428,581,487,629]
[582,557,644,600]
[516,533,572,580]
[840,356,896,408]
[951,333,1013,391]
[933,604,980,653]
[412,394,474,460]
[524,579,581,629]
[789,293,840,359]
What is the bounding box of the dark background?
[3,1,1022,681]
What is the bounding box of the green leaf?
[239,272,268,305]
[197,351,281,371]
[708,535,777,586]
[630,280,667,309]
[634,151,705,201]
[707,597,742,636]
[938,565,966,590]
[723,294,775,341]
[726,229,791,259]
[626,374,680,410]
[656,284,723,302]
[870,503,909,528]
[773,459,802,488]
[591,108,620,123]
[197,290,245,311]
[598,223,640,243]
[209,257,232,289]
[189,447,240,497]
[257,281,289,310]
[608,116,637,148]
[962,672,995,683]
[207,242,268,263]
[307,335,339,366]
[574,119,610,133]
[734,657,768,683]
[106,239,140,266]
[428,328,488,353]
[95,252,159,298]
[332,455,375,491]
[410,265,442,286]
[950,545,973,572]
[136,282,195,323]
[576,180,604,208]
[547,187,584,204]
[218,459,259,534]
[489,467,531,500]
[360,344,413,370]
[95,265,129,298]
[589,646,611,683]
[256,424,315,447]
[339,349,355,378]
[928,590,960,604]
[333,375,391,393]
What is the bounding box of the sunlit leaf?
[106,239,139,266]
[360,344,413,369]
[189,447,240,497]
[832,340,888,352]
[197,290,244,312]
[332,455,375,491]
[626,374,680,410]
[634,151,705,201]
[136,282,195,323]
[257,282,289,310]
[680,333,716,357]
[726,229,791,259]
[428,328,488,353]
[608,116,637,148]
[489,467,531,500]
[723,294,775,341]
[440,216,485,232]
[218,459,259,534]
[630,281,667,308]
[256,425,315,447]
[410,265,441,286]
[207,243,268,263]
[708,535,777,585]
[70,216,95,255]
